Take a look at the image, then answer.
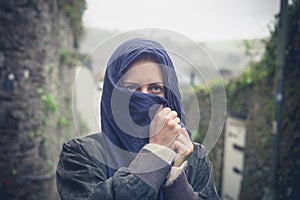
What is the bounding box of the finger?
[173,140,189,154]
[175,132,194,153]
[166,110,178,120]
[173,117,180,124]
[165,117,181,132]
[163,107,172,114]
[181,127,190,138]
[167,130,181,146]
[173,124,182,133]
[156,107,171,120]
[166,117,180,128]
[175,133,190,145]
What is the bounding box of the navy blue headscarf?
[100,38,187,178]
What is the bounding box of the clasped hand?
[149,106,194,167]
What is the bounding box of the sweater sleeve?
[165,161,187,185]
[162,144,221,200]
[128,143,175,192]
[141,144,187,188]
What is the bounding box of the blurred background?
[0,0,299,199]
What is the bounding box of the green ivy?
[28,131,35,139]
[60,0,87,48]
[60,49,69,64]
[58,116,71,127]
[60,49,84,67]
[41,94,58,114]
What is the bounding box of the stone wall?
[0,0,80,199]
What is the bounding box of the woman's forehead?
[122,60,163,84]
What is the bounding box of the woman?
[56,38,221,199]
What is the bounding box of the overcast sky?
[83,0,280,42]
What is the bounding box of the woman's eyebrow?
[149,82,163,84]
[122,82,141,88]
[122,82,140,85]
[123,82,163,85]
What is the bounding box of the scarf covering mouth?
[100,38,187,178]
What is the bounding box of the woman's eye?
[124,85,138,91]
[149,85,163,93]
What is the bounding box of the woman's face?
[122,60,165,97]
